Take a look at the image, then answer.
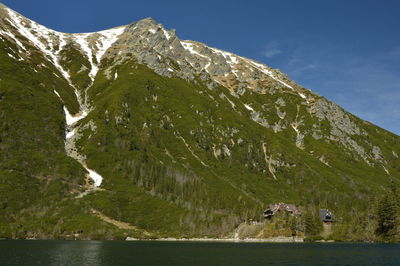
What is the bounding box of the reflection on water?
[49,241,104,266]
[0,241,400,266]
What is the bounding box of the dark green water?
[0,241,399,265]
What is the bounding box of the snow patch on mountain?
[0,29,26,51]
[244,104,255,112]
[74,33,96,79]
[63,107,88,126]
[53,90,61,98]
[74,27,125,80]
[94,27,126,64]
[181,41,209,59]
[4,5,125,83]
[66,129,75,139]
[247,60,308,100]
[209,47,239,64]
[5,7,72,81]
[163,29,171,40]
[84,167,103,187]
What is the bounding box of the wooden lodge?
[263,202,301,219]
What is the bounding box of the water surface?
[0,240,399,265]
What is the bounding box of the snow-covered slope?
[1,4,126,82]
[73,27,126,80]
[1,4,305,103]
[0,4,127,187]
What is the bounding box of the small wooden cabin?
[319,209,334,223]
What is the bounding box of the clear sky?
[2,0,399,135]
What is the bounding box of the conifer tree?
[304,212,321,237]
[375,185,398,241]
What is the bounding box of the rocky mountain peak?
[129,17,158,28]
[124,17,176,41]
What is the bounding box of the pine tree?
[289,217,297,237]
[375,192,398,241]
[304,212,321,237]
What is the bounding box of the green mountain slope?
[0,3,399,240]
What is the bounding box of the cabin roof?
[320,209,335,222]
[264,202,301,217]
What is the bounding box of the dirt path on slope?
[90,208,151,236]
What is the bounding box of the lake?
[0,240,399,265]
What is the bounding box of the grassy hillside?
[0,6,399,240]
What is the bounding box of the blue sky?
[3,0,400,135]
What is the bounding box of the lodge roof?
[264,202,301,218]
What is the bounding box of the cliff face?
[0,3,399,239]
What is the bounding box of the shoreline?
[126,236,305,243]
[0,238,388,243]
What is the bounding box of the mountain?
[0,3,399,240]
